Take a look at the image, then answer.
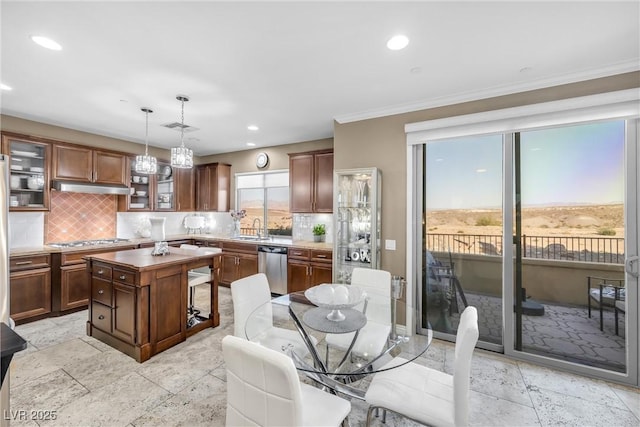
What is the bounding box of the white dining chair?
[180,244,219,326]
[231,273,316,356]
[364,306,479,427]
[325,268,392,360]
[222,335,351,427]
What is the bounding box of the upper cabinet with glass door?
[333,167,382,284]
[126,156,153,211]
[1,133,50,211]
[155,162,175,211]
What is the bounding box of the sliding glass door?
[513,121,633,374]
[414,108,638,385]
[418,134,504,349]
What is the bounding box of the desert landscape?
[426,204,625,260]
[426,203,624,237]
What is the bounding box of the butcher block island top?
[84,247,222,363]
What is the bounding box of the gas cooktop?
[48,238,131,248]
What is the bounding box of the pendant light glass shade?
[135,107,158,174]
[170,95,193,169]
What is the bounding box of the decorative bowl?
[136,191,147,197]
[304,284,366,321]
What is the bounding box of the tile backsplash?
[46,192,117,242]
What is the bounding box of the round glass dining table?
[245,291,433,399]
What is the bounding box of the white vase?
[149,217,166,241]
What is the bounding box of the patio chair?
[425,251,467,314]
[587,275,625,335]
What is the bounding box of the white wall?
[9,212,44,249]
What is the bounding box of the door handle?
[625,255,639,278]
[98,289,104,294]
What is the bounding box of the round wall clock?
[256,152,269,168]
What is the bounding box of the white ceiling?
[1,1,638,156]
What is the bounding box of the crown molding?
[334,60,640,124]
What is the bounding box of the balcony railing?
[426,233,624,264]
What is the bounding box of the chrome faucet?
[252,218,262,239]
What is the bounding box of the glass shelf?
[333,167,381,284]
[5,138,48,210]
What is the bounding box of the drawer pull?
[98,269,104,275]
[15,261,33,265]
[293,252,303,256]
[98,289,104,294]
[316,254,327,258]
[119,275,126,280]
[98,315,105,320]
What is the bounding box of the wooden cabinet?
[120,160,193,212]
[52,245,136,315]
[175,167,195,212]
[1,133,51,211]
[86,248,222,362]
[90,263,137,344]
[53,144,127,185]
[9,254,51,323]
[289,149,333,213]
[287,248,333,293]
[219,241,258,285]
[196,163,231,212]
[111,282,136,344]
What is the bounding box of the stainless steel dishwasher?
[258,245,288,295]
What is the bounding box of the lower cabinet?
[219,242,258,285]
[287,248,333,293]
[52,245,136,315]
[90,264,136,345]
[112,282,136,344]
[9,254,51,323]
[60,263,90,311]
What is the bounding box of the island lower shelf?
[85,247,221,362]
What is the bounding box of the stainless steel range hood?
[52,180,131,195]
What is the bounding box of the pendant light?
[170,94,193,169]
[135,107,158,174]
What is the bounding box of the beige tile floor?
[8,286,640,427]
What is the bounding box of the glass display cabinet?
[333,167,382,284]
[2,136,49,210]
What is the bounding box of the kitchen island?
[85,247,221,362]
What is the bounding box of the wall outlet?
[385,239,396,250]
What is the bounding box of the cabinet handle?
[98,289,104,294]
[97,269,104,275]
[293,252,302,256]
[15,261,33,265]
[119,275,126,280]
[316,254,327,258]
[98,315,105,320]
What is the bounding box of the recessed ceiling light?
[387,35,409,50]
[30,35,62,51]
[246,142,256,147]
[0,83,12,91]
[247,125,259,131]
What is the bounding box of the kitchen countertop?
[9,234,332,256]
[85,246,222,272]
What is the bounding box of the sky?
[425,120,625,210]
